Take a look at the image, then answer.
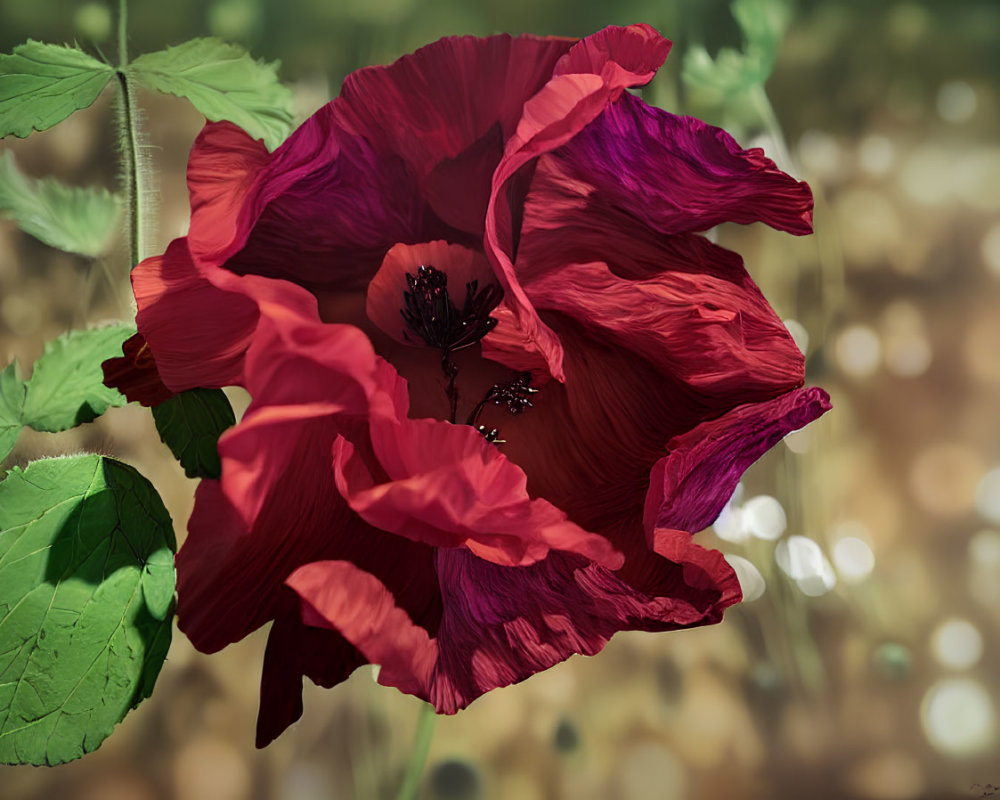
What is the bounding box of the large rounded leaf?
[0,455,176,766]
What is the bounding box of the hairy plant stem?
[394,701,436,800]
[115,0,144,270]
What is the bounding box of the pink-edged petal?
[479,302,552,384]
[643,386,832,538]
[332,416,622,569]
[553,22,672,82]
[257,605,367,748]
[366,241,497,345]
[101,332,175,406]
[521,260,803,400]
[131,238,259,391]
[525,92,813,239]
[289,540,737,714]
[333,34,574,234]
[185,121,271,267]
[485,25,673,382]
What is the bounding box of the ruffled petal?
[289,539,737,714]
[186,105,429,292]
[185,121,271,267]
[130,238,259,391]
[101,332,175,406]
[520,259,803,399]
[333,34,575,234]
[479,302,552,384]
[332,415,623,569]
[177,401,442,655]
[552,22,672,82]
[521,92,813,241]
[485,25,674,382]
[643,386,832,538]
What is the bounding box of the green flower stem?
[115,0,144,269]
[395,701,437,800]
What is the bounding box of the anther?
[476,425,506,445]
[466,371,539,429]
[400,265,501,352]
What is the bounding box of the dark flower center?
[397,265,536,441]
[400,264,502,352]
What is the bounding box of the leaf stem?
[117,0,128,67]
[394,701,436,800]
[115,0,144,269]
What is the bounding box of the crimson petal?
[288,538,737,714]
[333,33,575,235]
[485,24,673,382]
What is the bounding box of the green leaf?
[0,40,114,138]
[682,0,792,101]
[732,0,792,54]
[20,324,135,433]
[0,454,176,765]
[151,388,235,479]
[0,364,26,463]
[0,151,121,257]
[130,38,293,151]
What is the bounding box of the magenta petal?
[643,386,832,537]
[224,115,428,291]
[289,541,737,714]
[528,92,813,239]
[485,25,674,382]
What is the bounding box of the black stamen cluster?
[465,372,540,445]
[489,372,538,415]
[400,265,502,352]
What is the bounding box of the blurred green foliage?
[1,0,996,140]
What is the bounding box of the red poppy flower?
[105,24,830,746]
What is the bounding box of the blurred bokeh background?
[1,0,999,798]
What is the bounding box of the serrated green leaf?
[0,364,25,463]
[0,454,176,765]
[21,324,135,433]
[0,151,121,257]
[0,40,114,138]
[129,38,293,151]
[151,388,235,479]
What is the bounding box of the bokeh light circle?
[832,537,875,582]
[724,554,766,602]
[931,619,983,670]
[921,678,996,757]
[743,496,787,541]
